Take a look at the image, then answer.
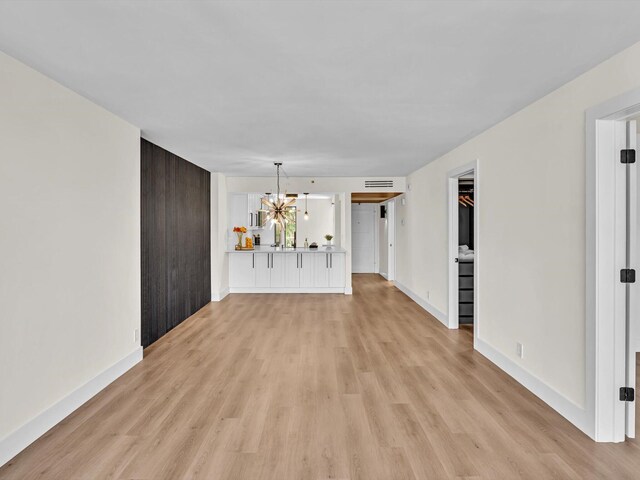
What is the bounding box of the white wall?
[0,51,141,461]
[396,40,640,431]
[226,176,406,195]
[295,198,334,247]
[211,173,229,301]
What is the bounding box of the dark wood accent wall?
[141,139,211,348]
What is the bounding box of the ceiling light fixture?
[304,192,309,220]
[262,162,295,229]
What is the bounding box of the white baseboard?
[474,337,592,439]
[344,287,353,295]
[229,287,345,294]
[394,280,449,328]
[393,279,593,439]
[380,272,388,280]
[212,287,229,302]
[0,346,143,467]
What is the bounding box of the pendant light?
[261,163,295,229]
[303,192,309,220]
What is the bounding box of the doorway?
[448,161,479,336]
[351,203,377,273]
[457,176,475,329]
[350,193,401,281]
[587,93,640,442]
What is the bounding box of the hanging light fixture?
[303,192,309,220]
[261,162,295,229]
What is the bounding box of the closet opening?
[447,160,479,339]
[458,176,475,332]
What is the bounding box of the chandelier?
[261,162,296,229]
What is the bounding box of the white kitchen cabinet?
[228,249,346,292]
[329,252,346,287]
[270,253,287,288]
[313,252,345,288]
[230,193,249,230]
[229,253,256,288]
[255,252,271,287]
[254,252,288,288]
[314,253,330,287]
[247,193,265,228]
[283,253,300,288]
[299,253,315,288]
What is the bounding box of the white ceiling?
[1,1,640,177]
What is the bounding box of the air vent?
[365,180,394,188]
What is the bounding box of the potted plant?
[233,226,247,249]
[324,234,334,246]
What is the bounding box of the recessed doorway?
[448,160,479,338]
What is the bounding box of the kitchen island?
[227,246,346,293]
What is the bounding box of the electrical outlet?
[135,328,140,343]
[516,342,524,359]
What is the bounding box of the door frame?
[587,88,640,442]
[447,160,479,339]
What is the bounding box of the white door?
[270,253,286,288]
[387,200,396,281]
[284,253,300,288]
[314,253,330,287]
[351,204,376,273]
[229,253,255,288]
[300,253,315,288]
[329,253,346,288]
[255,252,271,287]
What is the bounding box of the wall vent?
[365,179,394,188]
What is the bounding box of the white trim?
[228,287,346,294]
[474,338,590,435]
[0,347,143,467]
[394,278,593,435]
[344,286,353,295]
[586,86,640,442]
[212,288,229,302]
[394,280,449,328]
[379,272,388,280]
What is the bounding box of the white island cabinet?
[228,247,346,293]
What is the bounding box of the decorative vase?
[236,232,243,249]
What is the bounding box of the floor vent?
[365,180,394,188]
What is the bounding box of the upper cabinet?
[230,193,249,229]
[248,193,264,228]
[230,193,265,229]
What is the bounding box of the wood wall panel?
[141,138,210,348]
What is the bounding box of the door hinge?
[620,387,635,402]
[621,149,636,164]
[620,269,636,283]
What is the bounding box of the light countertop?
[226,245,346,254]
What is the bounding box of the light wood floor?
[2,274,640,479]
